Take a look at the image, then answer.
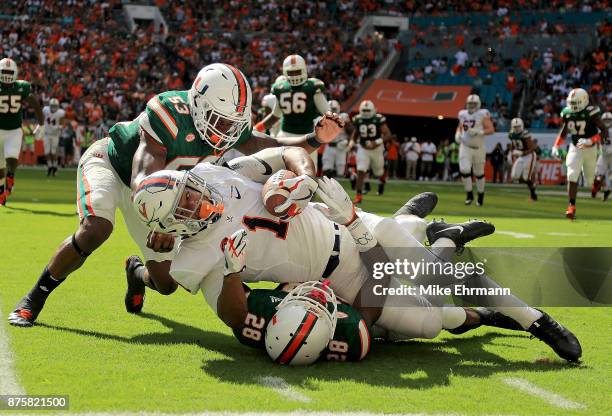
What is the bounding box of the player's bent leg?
[8,216,113,327]
[145,260,177,295]
[473,150,486,206]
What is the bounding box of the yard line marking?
[11,412,523,416]
[257,376,312,403]
[0,298,26,395]
[503,377,585,410]
[545,232,590,237]
[496,231,535,239]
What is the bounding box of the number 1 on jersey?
[242,216,289,239]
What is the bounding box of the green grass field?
[1,168,611,415]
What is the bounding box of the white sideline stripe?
[545,232,590,237]
[257,376,312,403]
[503,377,585,410]
[0,298,26,395]
[496,230,535,239]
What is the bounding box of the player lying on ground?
[7,63,343,328]
[551,88,609,219]
[132,149,582,363]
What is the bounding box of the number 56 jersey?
[171,163,347,292]
[235,287,371,362]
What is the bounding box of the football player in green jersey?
[508,118,538,201]
[349,100,392,204]
[255,55,329,144]
[0,58,44,205]
[8,63,343,327]
[551,88,609,219]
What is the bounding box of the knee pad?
[460,172,471,178]
[475,174,485,179]
[71,234,91,258]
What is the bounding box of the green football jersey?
[560,106,601,145]
[234,288,371,362]
[0,80,31,130]
[272,78,325,134]
[508,130,531,151]
[352,113,386,146]
[108,90,252,186]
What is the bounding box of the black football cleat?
[125,255,146,313]
[528,310,582,362]
[393,192,438,219]
[427,219,495,248]
[7,296,44,327]
[603,190,610,202]
[476,192,484,206]
[448,307,524,335]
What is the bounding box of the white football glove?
[454,131,462,143]
[467,127,484,137]
[275,174,318,217]
[314,177,355,225]
[551,146,560,159]
[222,229,248,277]
[33,124,45,140]
[577,138,593,148]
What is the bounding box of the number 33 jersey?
[170,163,337,295]
[235,286,371,362]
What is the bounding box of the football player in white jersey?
[592,112,612,201]
[132,148,582,363]
[42,98,66,177]
[455,94,495,206]
[322,100,352,177]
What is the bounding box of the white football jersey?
[170,163,336,295]
[43,106,65,137]
[458,108,490,148]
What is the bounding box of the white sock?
[492,307,543,329]
[394,214,427,243]
[476,176,486,193]
[442,306,467,330]
[462,176,472,192]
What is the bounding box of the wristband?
[305,132,321,148]
[346,218,377,252]
[254,122,266,132]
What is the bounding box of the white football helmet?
[282,55,307,86]
[602,111,612,128]
[49,98,60,112]
[0,58,18,84]
[328,100,340,114]
[466,94,481,113]
[566,88,589,113]
[189,63,252,152]
[132,170,224,237]
[265,281,338,365]
[359,100,376,118]
[510,117,524,133]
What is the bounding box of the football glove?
[222,229,248,277]
[467,127,484,137]
[314,177,356,225]
[33,124,45,140]
[275,174,318,217]
[577,138,593,148]
[551,146,560,158]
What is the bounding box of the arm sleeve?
[314,91,329,115]
[226,146,286,183]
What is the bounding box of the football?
[262,169,296,217]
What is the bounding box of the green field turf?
[1,168,611,415]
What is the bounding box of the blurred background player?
[0,57,44,205]
[455,94,494,206]
[42,98,66,177]
[256,54,329,160]
[350,100,391,203]
[551,88,609,219]
[20,120,35,163]
[322,100,352,178]
[509,118,538,201]
[592,112,612,201]
[257,92,280,137]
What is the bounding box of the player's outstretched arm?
[217,230,249,329]
[593,114,609,141]
[482,115,495,135]
[227,146,315,183]
[25,94,44,126]
[130,129,168,192]
[552,123,567,158]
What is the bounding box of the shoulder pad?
[376,114,386,123]
[309,78,325,87]
[588,106,600,116]
[145,95,178,142]
[561,107,571,117]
